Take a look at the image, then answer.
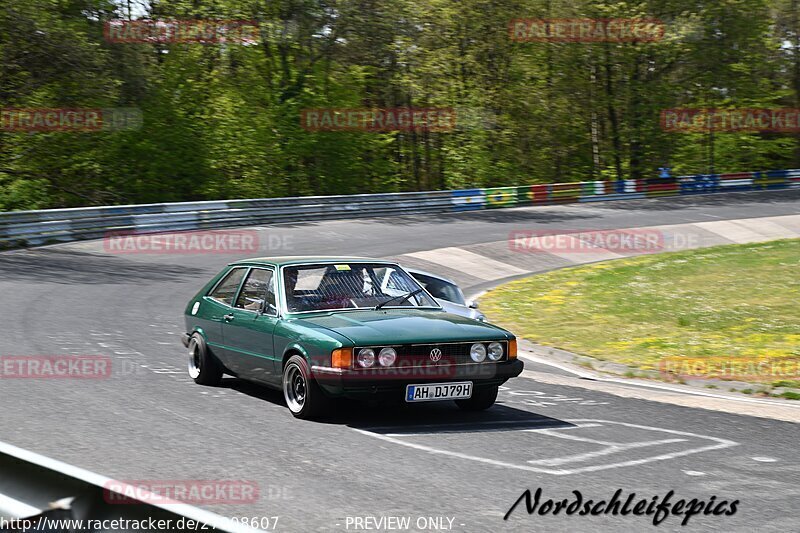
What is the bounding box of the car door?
[223,267,280,383]
[201,266,248,370]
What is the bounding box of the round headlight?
[357,348,376,368]
[378,347,397,367]
[487,342,504,361]
[470,343,487,362]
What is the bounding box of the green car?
[182,257,523,419]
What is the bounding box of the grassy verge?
[482,239,800,389]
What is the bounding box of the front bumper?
[181,333,191,348]
[312,359,524,400]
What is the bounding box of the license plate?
[405,381,473,402]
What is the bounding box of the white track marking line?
[353,419,737,476]
[524,424,622,446]
[527,438,687,467]
[375,419,568,437]
[365,419,554,433]
[518,352,597,379]
[404,247,527,281]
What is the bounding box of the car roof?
[404,267,457,286]
[230,256,393,267]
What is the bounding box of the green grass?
[772,379,800,388]
[482,239,800,384]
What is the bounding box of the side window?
[208,267,247,306]
[235,269,275,312]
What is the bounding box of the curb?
[517,340,800,408]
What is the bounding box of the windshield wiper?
[375,288,425,310]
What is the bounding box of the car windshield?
[283,263,439,312]
[410,273,466,305]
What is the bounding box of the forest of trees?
[1,0,799,210]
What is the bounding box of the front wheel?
[283,355,326,419]
[455,385,498,411]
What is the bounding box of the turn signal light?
[332,348,352,368]
[508,339,517,359]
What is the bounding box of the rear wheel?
[187,333,222,386]
[455,385,498,411]
[283,355,325,419]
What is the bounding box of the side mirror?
[468,300,479,309]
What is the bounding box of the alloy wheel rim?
[188,339,201,379]
[284,365,306,412]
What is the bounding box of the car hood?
[290,308,510,345]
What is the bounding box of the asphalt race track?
[2,190,800,532]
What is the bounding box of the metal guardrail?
[0,440,261,532]
[1,169,798,248]
[0,191,455,248]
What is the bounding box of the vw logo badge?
[429,348,443,362]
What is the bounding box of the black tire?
[187,333,223,386]
[282,355,326,419]
[455,385,498,411]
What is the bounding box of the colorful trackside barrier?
[1,168,798,249]
[452,168,800,210]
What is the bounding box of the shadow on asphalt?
[342,405,574,435]
[262,207,596,229]
[0,248,210,283]
[223,377,286,404]
[222,376,572,433]
[589,188,800,212]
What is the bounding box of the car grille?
[354,341,507,368]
